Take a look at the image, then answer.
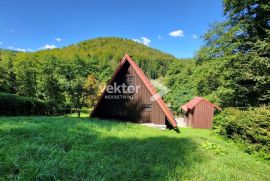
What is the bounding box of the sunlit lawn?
[0,117,269,180]
[63,112,89,118]
[63,107,91,118]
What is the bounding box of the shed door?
[188,109,194,127]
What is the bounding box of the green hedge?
[0,93,70,116]
[214,107,270,159]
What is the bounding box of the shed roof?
[181,97,222,111]
[91,54,177,128]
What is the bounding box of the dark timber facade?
[91,54,177,128]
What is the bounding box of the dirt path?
[175,117,187,127]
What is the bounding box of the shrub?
[214,107,270,159]
[0,93,70,116]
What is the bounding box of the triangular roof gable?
[181,96,222,111]
[91,54,177,128]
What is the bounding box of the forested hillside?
[0,38,183,115]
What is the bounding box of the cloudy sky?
[0,0,224,58]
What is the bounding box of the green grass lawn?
[0,117,269,181]
[63,107,91,118]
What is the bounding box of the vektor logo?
[150,80,170,102]
[106,82,141,94]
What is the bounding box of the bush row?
[214,107,270,159]
[0,93,70,116]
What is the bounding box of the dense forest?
[0,37,182,115]
[165,0,270,112]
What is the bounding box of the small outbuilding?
[91,54,177,129]
[181,97,221,129]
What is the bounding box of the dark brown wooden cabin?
[181,97,222,129]
[91,54,177,128]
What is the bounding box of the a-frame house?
[91,54,177,128]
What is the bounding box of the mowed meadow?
[0,116,269,181]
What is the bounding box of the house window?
[142,104,152,112]
[119,76,134,86]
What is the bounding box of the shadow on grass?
[0,117,203,180]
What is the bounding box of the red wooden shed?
[91,54,177,129]
[181,97,222,129]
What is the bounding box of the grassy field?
[0,117,269,180]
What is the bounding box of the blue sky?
[0,0,224,58]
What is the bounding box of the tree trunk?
[78,110,81,118]
[78,95,86,118]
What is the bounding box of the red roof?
[181,97,222,111]
[91,54,177,128]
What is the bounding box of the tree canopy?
[164,0,270,112]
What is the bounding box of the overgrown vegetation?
[0,117,269,180]
[214,107,270,160]
[0,92,58,115]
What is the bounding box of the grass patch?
[0,117,269,180]
[63,107,91,118]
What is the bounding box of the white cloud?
[140,37,151,46]
[40,44,57,50]
[0,42,2,45]
[27,48,34,52]
[55,38,62,42]
[132,37,151,46]
[192,34,198,39]
[16,48,26,52]
[132,38,141,43]
[7,46,27,52]
[169,30,184,37]
[158,35,162,39]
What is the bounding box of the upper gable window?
[119,76,134,86]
